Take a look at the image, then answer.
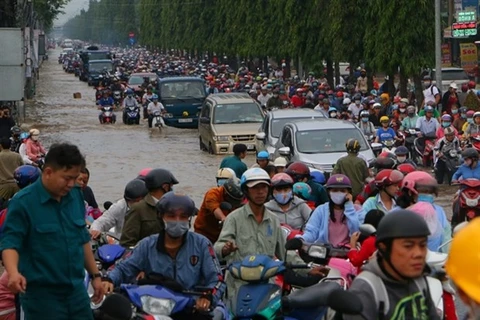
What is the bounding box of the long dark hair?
[396,189,414,208]
[328,200,346,223]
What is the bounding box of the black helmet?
[346,139,360,153]
[223,177,243,200]
[374,157,396,170]
[462,147,479,160]
[376,210,430,245]
[145,168,179,191]
[10,126,21,135]
[156,191,196,217]
[124,179,148,201]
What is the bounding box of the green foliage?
[63,0,435,77]
[34,0,70,30]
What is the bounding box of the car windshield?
[432,70,469,81]
[296,128,367,153]
[160,81,206,99]
[128,76,144,85]
[89,62,113,72]
[271,117,322,138]
[213,103,264,124]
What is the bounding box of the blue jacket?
[98,97,114,106]
[452,162,480,181]
[429,204,451,253]
[301,201,362,244]
[107,231,225,305]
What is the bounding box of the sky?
[55,0,89,26]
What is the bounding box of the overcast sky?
[55,0,89,26]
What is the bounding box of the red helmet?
[336,91,344,98]
[461,83,469,92]
[285,162,310,181]
[375,169,404,188]
[397,163,416,175]
[271,173,294,188]
[469,81,476,89]
[379,151,397,160]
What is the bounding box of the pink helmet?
[401,171,438,195]
[137,168,153,181]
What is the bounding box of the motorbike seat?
[281,281,341,310]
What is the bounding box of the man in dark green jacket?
[219,144,248,179]
[120,168,178,247]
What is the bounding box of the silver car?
[256,109,325,158]
[273,119,376,174]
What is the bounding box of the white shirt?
[90,198,128,239]
[348,103,362,117]
[422,85,440,104]
[19,143,32,165]
[257,93,272,106]
[147,102,165,114]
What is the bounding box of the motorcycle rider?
[451,147,480,182]
[375,116,400,144]
[147,94,165,128]
[463,110,480,139]
[445,218,480,320]
[219,144,248,179]
[396,171,451,252]
[344,210,441,320]
[194,177,244,244]
[142,85,154,119]
[18,132,33,166]
[25,129,46,166]
[393,146,416,167]
[9,126,21,153]
[266,88,283,110]
[257,86,272,108]
[265,173,311,230]
[332,139,369,199]
[215,167,235,187]
[97,91,116,124]
[436,114,458,139]
[251,150,271,169]
[362,169,403,214]
[355,157,396,205]
[89,179,148,239]
[434,127,461,184]
[285,161,329,206]
[415,105,439,154]
[102,192,226,319]
[400,105,419,131]
[273,157,288,173]
[120,168,178,247]
[453,106,467,132]
[369,103,383,127]
[357,110,376,137]
[299,174,363,246]
[122,88,139,124]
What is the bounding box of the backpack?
[356,270,431,320]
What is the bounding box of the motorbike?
[112,90,123,107]
[228,253,351,320]
[100,106,115,124]
[451,178,480,228]
[434,149,461,184]
[470,133,480,152]
[151,111,166,130]
[402,128,419,157]
[124,106,140,125]
[414,134,436,167]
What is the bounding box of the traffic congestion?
[0,42,479,320]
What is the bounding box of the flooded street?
[27,49,255,206]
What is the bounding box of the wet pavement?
[28,49,256,206]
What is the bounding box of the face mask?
[399,108,406,113]
[273,190,293,205]
[361,73,366,77]
[442,122,451,128]
[31,135,39,141]
[461,113,467,119]
[424,81,431,88]
[361,117,368,123]
[128,94,133,98]
[330,112,337,118]
[468,118,474,124]
[164,220,189,238]
[408,112,415,118]
[355,101,360,105]
[452,109,458,114]
[273,94,279,98]
[397,156,406,163]
[417,193,434,204]
[330,191,346,205]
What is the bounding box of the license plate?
[178,118,193,123]
[247,145,255,150]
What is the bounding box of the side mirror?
[199,117,210,124]
[256,132,266,140]
[279,146,291,156]
[371,142,383,151]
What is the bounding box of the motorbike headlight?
[164,113,173,118]
[140,296,176,315]
[214,136,229,142]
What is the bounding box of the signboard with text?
[441,43,452,67]
[452,22,477,37]
[460,43,478,72]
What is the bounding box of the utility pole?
[25,0,34,99]
[435,0,442,94]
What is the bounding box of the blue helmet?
[292,182,312,200]
[328,107,337,112]
[257,150,269,160]
[310,169,326,185]
[152,94,159,100]
[126,89,134,95]
[14,165,41,189]
[19,132,29,140]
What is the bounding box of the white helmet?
[240,168,271,189]
[273,157,288,167]
[216,168,235,179]
[343,98,351,105]
[29,129,40,136]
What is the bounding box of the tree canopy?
[63,0,436,78]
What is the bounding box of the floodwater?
[27,49,255,206]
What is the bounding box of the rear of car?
[431,68,470,93]
[86,59,114,86]
[158,77,206,128]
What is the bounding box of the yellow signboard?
[460,43,478,72]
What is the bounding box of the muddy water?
[28,49,255,206]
